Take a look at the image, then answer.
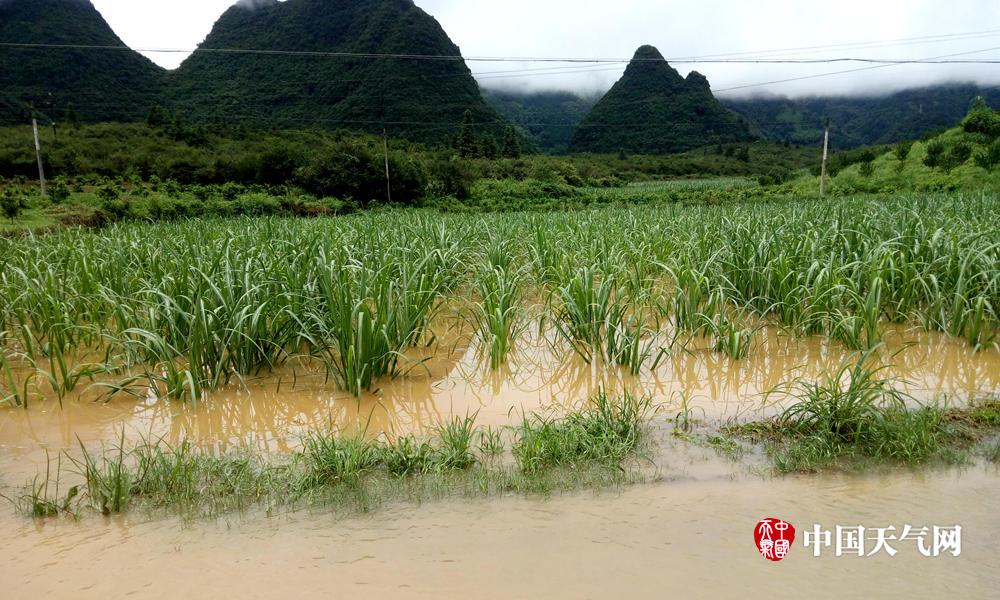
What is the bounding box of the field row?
[1,194,997,405]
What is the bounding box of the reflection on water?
[1,323,998,480]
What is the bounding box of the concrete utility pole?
[819,119,830,197]
[31,108,47,197]
[383,128,392,204]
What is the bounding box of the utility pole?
[382,128,392,204]
[819,118,830,197]
[31,106,47,197]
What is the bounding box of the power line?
[2,42,1000,65]
[714,46,1000,94]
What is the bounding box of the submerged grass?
[11,392,652,520]
[721,348,1000,473]
[513,391,651,474]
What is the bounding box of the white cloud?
[91,0,1000,96]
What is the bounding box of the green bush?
[945,141,974,169]
[859,160,875,178]
[975,139,1000,171]
[296,139,426,207]
[1,188,21,220]
[425,157,476,200]
[49,178,71,204]
[962,98,1000,138]
[465,178,587,211]
[232,192,282,217]
[894,141,913,162]
[924,140,946,168]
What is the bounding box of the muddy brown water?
[1,325,996,480]
[1,466,997,599]
[1,325,998,598]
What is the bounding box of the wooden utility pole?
[819,119,830,197]
[382,128,392,204]
[31,108,47,197]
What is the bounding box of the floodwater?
[1,465,997,599]
[1,323,997,480]
[1,324,998,599]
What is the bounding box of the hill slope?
[484,89,599,154]
[168,0,502,143]
[0,0,165,125]
[726,84,1000,149]
[570,46,755,154]
[789,99,1000,193]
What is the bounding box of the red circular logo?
[755,518,796,562]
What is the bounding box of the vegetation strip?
[5,392,651,519]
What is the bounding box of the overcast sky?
[90,0,1000,97]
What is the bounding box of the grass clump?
[477,426,505,457]
[513,391,650,474]
[721,352,1000,473]
[300,431,382,486]
[2,453,79,518]
[777,347,909,442]
[962,400,1000,427]
[380,435,438,477]
[435,415,478,471]
[132,440,275,512]
[68,433,133,515]
[473,264,524,369]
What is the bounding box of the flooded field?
[1,202,998,598]
[1,323,997,482]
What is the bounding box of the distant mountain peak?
[169,0,503,142]
[570,45,754,154]
[234,0,278,9]
[632,45,665,61]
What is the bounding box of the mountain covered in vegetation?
[570,46,755,154]
[0,0,165,125]
[789,97,1000,193]
[488,83,1000,154]
[726,84,1000,149]
[168,0,502,143]
[484,89,599,154]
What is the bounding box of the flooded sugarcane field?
[2,196,999,598]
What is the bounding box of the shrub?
[530,161,584,186]
[220,182,245,201]
[49,178,71,204]
[425,157,476,200]
[296,139,426,207]
[962,97,1000,138]
[466,178,587,211]
[944,142,973,171]
[97,185,129,220]
[924,141,946,169]
[894,141,913,162]
[1,188,21,220]
[975,139,1000,171]
[232,192,282,216]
